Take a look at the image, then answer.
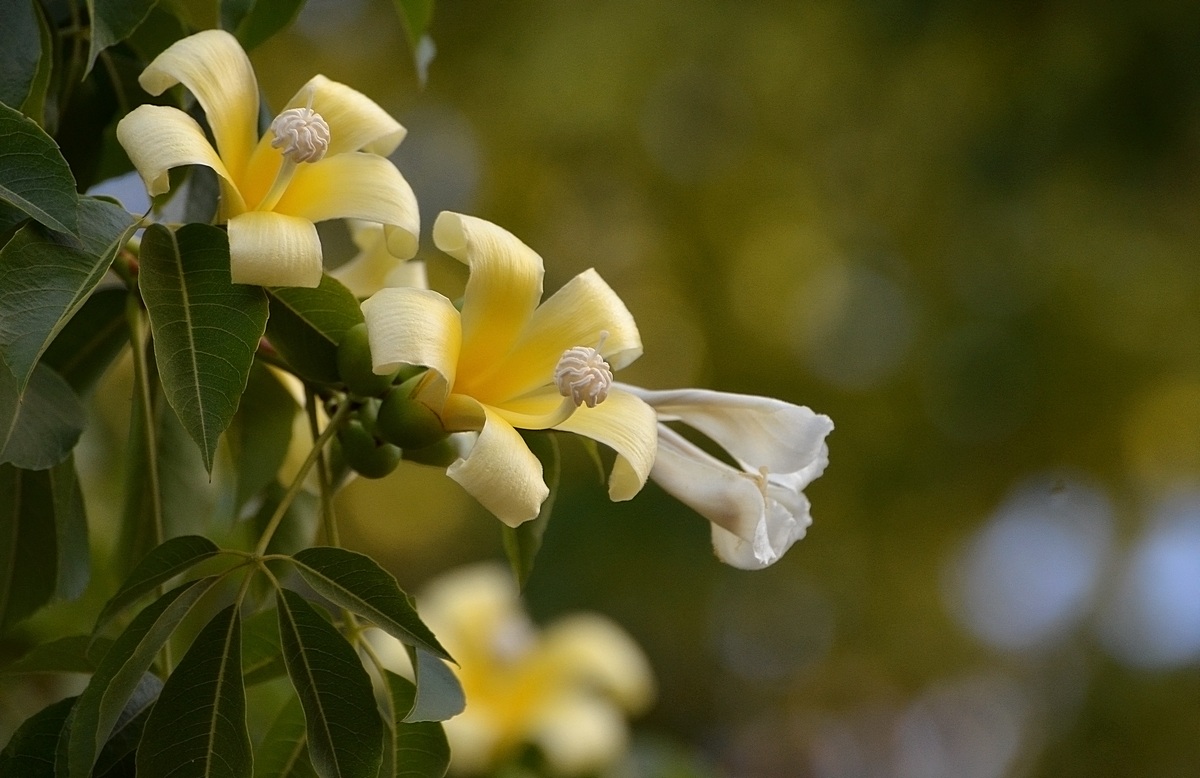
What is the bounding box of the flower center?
[554,338,613,408]
[269,107,331,163]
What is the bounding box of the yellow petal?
[483,268,642,404]
[554,388,657,501]
[488,388,577,431]
[138,30,259,179]
[115,105,246,213]
[541,614,655,712]
[361,288,461,400]
[445,403,549,527]
[433,213,544,391]
[227,212,322,287]
[272,153,420,259]
[283,75,407,156]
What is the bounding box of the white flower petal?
[445,403,549,527]
[227,211,322,287]
[554,388,657,501]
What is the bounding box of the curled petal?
[138,29,259,179]
[445,403,549,527]
[487,388,577,431]
[227,212,322,287]
[554,388,657,502]
[330,222,428,297]
[433,212,544,387]
[652,426,810,569]
[284,75,407,156]
[361,287,460,400]
[273,153,420,259]
[116,105,245,212]
[482,269,643,405]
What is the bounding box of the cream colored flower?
[373,563,654,775]
[116,30,419,287]
[619,385,833,569]
[330,221,428,297]
[361,212,657,526]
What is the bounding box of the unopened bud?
[270,107,331,163]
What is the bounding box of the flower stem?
[306,389,340,547]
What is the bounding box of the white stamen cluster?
[270,107,331,163]
[554,344,613,408]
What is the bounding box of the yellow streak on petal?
[272,154,419,258]
[554,388,657,501]
[138,30,259,180]
[116,105,246,214]
[283,75,407,156]
[489,388,577,431]
[445,402,549,527]
[227,212,322,287]
[433,213,544,390]
[361,288,460,401]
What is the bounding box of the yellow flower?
[330,221,427,297]
[372,564,654,775]
[361,212,658,526]
[116,30,419,288]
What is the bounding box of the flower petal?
[529,695,628,776]
[138,30,259,179]
[541,614,655,712]
[115,105,245,212]
[554,388,657,501]
[445,403,549,527]
[709,488,811,570]
[283,75,407,156]
[272,153,420,259]
[433,213,544,390]
[482,269,643,405]
[487,388,576,431]
[361,287,460,400]
[330,222,428,297]
[227,211,322,287]
[619,385,833,478]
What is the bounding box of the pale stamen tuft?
[555,337,613,408]
[270,107,331,164]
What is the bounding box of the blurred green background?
[11,0,1200,775]
[267,0,1200,775]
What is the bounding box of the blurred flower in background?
[372,564,654,775]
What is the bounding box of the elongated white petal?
[445,403,549,527]
[555,388,657,501]
[618,384,833,478]
[709,484,812,570]
[138,30,259,179]
[361,287,460,399]
[433,212,544,388]
[541,614,655,712]
[272,153,419,259]
[482,269,643,405]
[283,75,407,156]
[116,105,246,212]
[227,211,322,287]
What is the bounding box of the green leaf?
[276,587,383,778]
[502,433,560,589]
[377,671,449,778]
[139,223,269,472]
[242,607,285,687]
[0,195,137,391]
[291,547,449,661]
[0,457,89,631]
[0,0,42,109]
[137,604,252,778]
[19,2,54,127]
[67,577,220,778]
[223,0,306,51]
[86,0,160,75]
[92,535,221,638]
[228,363,296,510]
[0,100,77,234]
[0,362,85,470]
[391,0,434,50]
[40,287,130,396]
[404,648,464,724]
[254,695,319,778]
[0,635,112,675]
[265,275,363,385]
[92,681,158,778]
[0,696,75,777]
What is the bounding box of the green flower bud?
[376,380,448,450]
[337,322,396,398]
[337,417,401,479]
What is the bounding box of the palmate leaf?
[0,635,113,675]
[276,587,383,778]
[85,0,159,75]
[502,433,560,589]
[254,695,319,778]
[291,547,449,661]
[242,607,285,687]
[92,535,221,638]
[138,223,269,473]
[91,672,163,778]
[0,695,75,777]
[136,604,251,778]
[377,671,449,778]
[0,455,89,631]
[265,275,363,385]
[0,196,137,391]
[0,101,76,234]
[0,362,85,471]
[67,577,220,778]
